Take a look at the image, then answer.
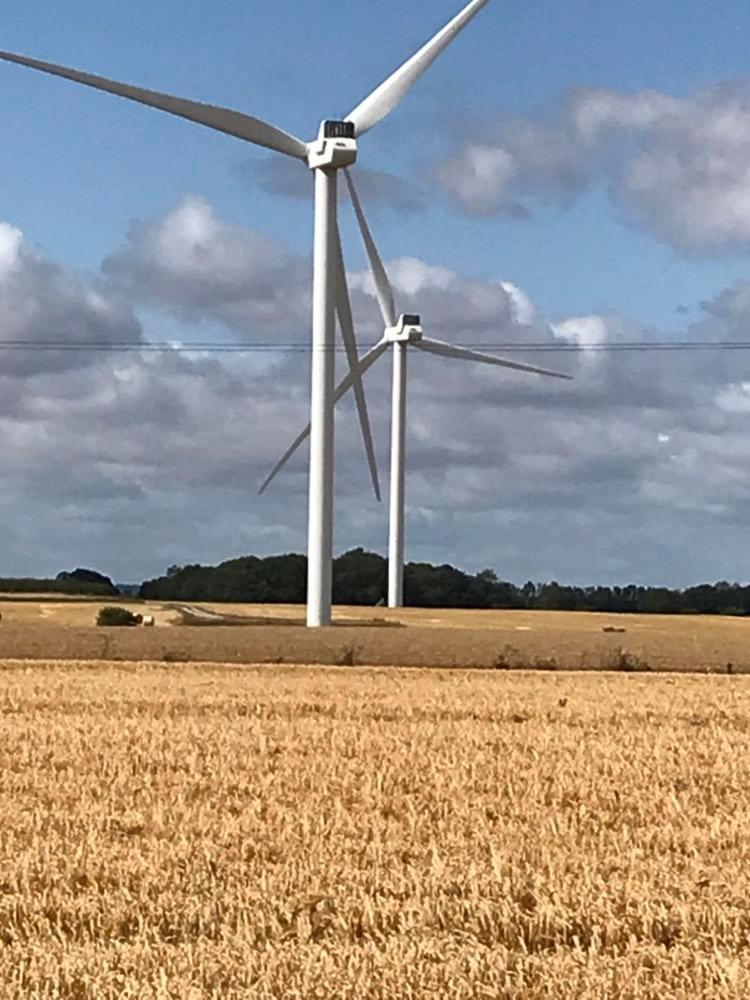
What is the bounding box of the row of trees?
[7,554,750,615]
[138,549,750,616]
[0,569,119,597]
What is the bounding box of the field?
[0,597,749,672]
[1,661,749,997]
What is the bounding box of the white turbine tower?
[261,171,573,608]
[0,0,493,627]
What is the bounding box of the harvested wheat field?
[1,600,750,672]
[1,662,749,998]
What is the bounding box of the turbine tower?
[261,171,573,608]
[0,0,493,627]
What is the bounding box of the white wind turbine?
[261,171,573,608]
[0,0,493,627]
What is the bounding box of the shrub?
[605,646,652,673]
[97,606,142,628]
[337,645,357,667]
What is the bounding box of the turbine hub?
[307,120,358,170]
[387,314,423,343]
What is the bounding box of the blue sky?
[4,0,750,585]
[3,0,750,328]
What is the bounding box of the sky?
[2,0,750,586]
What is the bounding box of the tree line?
[5,554,749,615]
[137,549,750,616]
[0,569,119,597]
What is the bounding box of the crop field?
[0,597,749,673]
[1,661,749,998]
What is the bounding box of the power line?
[2,340,750,354]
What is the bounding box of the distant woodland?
[0,569,119,598]
[4,554,750,615]
[137,549,750,616]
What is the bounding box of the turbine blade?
[0,50,309,160]
[332,338,391,403]
[346,0,492,136]
[344,170,397,328]
[333,222,382,502]
[257,426,310,497]
[259,339,390,495]
[415,337,573,379]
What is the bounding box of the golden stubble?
[0,662,749,998]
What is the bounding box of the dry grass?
[1,661,749,997]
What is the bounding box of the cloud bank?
[3,197,750,586]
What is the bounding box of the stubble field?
[0,598,749,672]
[1,661,749,997]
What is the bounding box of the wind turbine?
[0,0,493,627]
[261,171,573,608]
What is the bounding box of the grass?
[0,662,749,997]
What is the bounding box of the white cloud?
[552,315,609,349]
[0,223,142,381]
[716,382,750,414]
[437,80,750,252]
[348,256,522,341]
[0,222,23,275]
[438,146,522,216]
[571,89,680,140]
[3,202,750,586]
[501,283,537,325]
[103,196,310,337]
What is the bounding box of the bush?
[97,607,142,627]
[604,646,652,673]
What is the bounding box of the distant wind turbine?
[0,0,493,626]
[261,171,573,608]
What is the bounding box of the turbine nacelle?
[307,120,358,171]
[386,314,423,344]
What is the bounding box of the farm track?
[0,663,749,997]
